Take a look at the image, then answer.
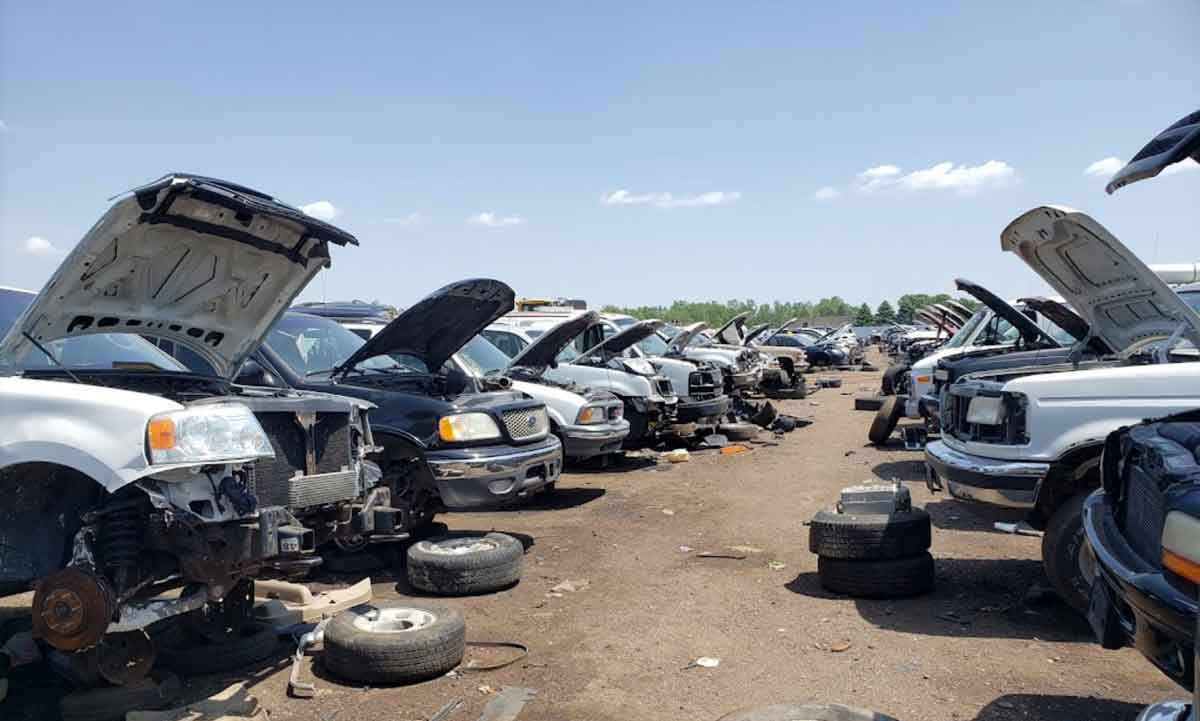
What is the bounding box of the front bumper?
[1083,491,1197,689]
[730,369,760,390]
[676,395,732,424]
[923,440,1047,509]
[427,435,563,509]
[560,420,630,460]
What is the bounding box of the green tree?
[854,303,874,325]
[875,300,896,324]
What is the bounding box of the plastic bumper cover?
[676,395,731,424]
[560,420,630,459]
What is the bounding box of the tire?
[157,622,279,677]
[764,386,807,400]
[59,672,181,721]
[808,508,931,560]
[406,532,523,596]
[323,602,465,684]
[868,395,905,445]
[819,378,842,389]
[817,553,935,598]
[322,549,387,574]
[881,364,908,395]
[718,422,760,442]
[854,395,883,411]
[1042,492,1091,613]
[719,703,900,721]
[622,404,650,449]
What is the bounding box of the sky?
[2,1,1198,312]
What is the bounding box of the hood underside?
[507,311,598,370]
[1015,296,1102,350]
[339,278,515,372]
[667,322,709,354]
[0,174,358,378]
[954,278,1056,348]
[1001,206,1200,354]
[714,312,751,345]
[744,323,772,346]
[579,319,665,360]
[1107,109,1200,194]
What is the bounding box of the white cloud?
[601,189,742,208]
[1163,157,1200,176]
[299,200,340,221]
[22,236,60,255]
[383,212,421,225]
[0,120,8,133]
[813,186,840,201]
[855,160,1017,195]
[467,212,525,227]
[1084,157,1124,177]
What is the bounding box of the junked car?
[663,321,764,392]
[0,175,380,660]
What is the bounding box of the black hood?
[507,311,599,370]
[579,319,666,359]
[1107,109,1200,194]
[954,278,1057,348]
[337,278,514,373]
[1017,297,1112,354]
[744,323,772,345]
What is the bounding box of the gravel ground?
[3,353,1182,720]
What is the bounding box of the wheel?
[854,395,883,411]
[719,702,900,721]
[156,621,279,677]
[764,386,807,400]
[1042,492,1091,613]
[817,552,935,598]
[323,602,465,684]
[808,508,931,560]
[59,672,181,721]
[406,532,523,596]
[622,404,650,448]
[718,422,761,441]
[868,395,905,445]
[881,364,908,395]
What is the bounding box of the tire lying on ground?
[59,672,182,721]
[764,386,807,400]
[719,702,900,721]
[808,508,931,560]
[406,532,523,596]
[157,622,279,677]
[817,552,935,599]
[867,395,905,445]
[323,602,465,685]
[718,421,761,441]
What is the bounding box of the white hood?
[0,175,358,378]
[1001,206,1200,355]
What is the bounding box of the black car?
[239,278,562,526]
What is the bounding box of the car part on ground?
[156,621,279,677]
[58,671,182,721]
[323,602,466,684]
[818,552,936,598]
[718,702,900,721]
[808,508,931,560]
[717,422,760,442]
[854,394,884,411]
[253,577,372,628]
[868,395,905,445]
[406,532,524,596]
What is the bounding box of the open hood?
[1107,109,1200,194]
[1001,206,1200,354]
[779,317,801,333]
[507,311,598,370]
[713,312,751,345]
[338,278,514,373]
[667,322,709,353]
[954,278,1057,348]
[579,319,665,361]
[1016,296,1113,354]
[937,302,972,327]
[914,306,959,334]
[0,174,358,378]
[744,323,772,346]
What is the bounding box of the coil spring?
[100,505,141,593]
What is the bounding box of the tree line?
[601,294,980,328]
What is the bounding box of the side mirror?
[236,359,278,387]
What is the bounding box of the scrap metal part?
[32,567,114,651]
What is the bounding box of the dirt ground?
[3,352,1183,721]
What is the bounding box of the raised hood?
[744,323,772,346]
[779,317,801,332]
[507,311,599,370]
[1107,109,1200,194]
[579,319,666,360]
[954,278,1057,348]
[714,312,751,345]
[1001,206,1200,354]
[0,174,358,378]
[1017,296,1112,354]
[337,278,514,373]
[667,322,709,353]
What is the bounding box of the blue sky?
[2,1,1198,310]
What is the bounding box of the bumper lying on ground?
[1083,491,1197,689]
[560,420,630,459]
[676,395,731,424]
[428,435,563,508]
[923,440,1047,509]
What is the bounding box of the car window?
[482,329,527,358]
[767,334,800,347]
[145,338,216,374]
[266,313,416,375]
[941,310,988,349]
[1181,290,1200,315]
[457,335,513,376]
[635,331,669,356]
[21,333,190,372]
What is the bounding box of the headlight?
[609,405,624,421]
[438,412,501,442]
[147,404,274,465]
[934,369,949,382]
[576,404,609,425]
[965,395,1006,426]
[1162,511,1200,583]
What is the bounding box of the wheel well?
[1033,445,1103,525]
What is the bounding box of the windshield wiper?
[22,332,83,384]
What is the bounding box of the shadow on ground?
[785,557,1092,643]
[964,694,1152,721]
[871,459,927,482]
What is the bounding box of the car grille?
[1122,463,1166,564]
[942,386,1026,445]
[654,378,676,398]
[688,370,720,400]
[503,407,549,441]
[1118,424,1200,565]
[252,412,358,509]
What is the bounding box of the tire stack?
[809,484,935,598]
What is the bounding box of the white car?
[925,206,1200,612]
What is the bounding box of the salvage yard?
[2,354,1176,721]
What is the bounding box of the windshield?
[266,313,419,376]
[939,310,988,350]
[1181,290,1200,314]
[458,334,514,376]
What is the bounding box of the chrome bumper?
[427,436,563,508]
[923,440,1048,509]
[560,420,630,459]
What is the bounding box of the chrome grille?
[502,407,549,440]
